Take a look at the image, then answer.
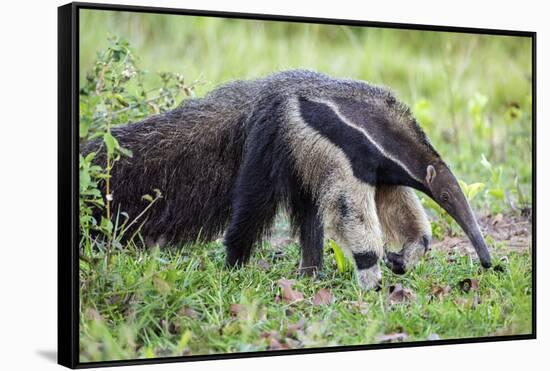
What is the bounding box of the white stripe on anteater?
[310,98,423,184]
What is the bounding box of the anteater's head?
[373,93,493,269]
[423,161,492,268]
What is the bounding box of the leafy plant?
[79,36,198,251]
[458,179,485,201]
[326,239,353,273]
[480,154,506,208]
[468,93,491,142]
[79,152,105,243]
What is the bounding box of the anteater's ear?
[426,165,437,185]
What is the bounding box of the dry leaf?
[230,303,247,317]
[278,278,304,304]
[312,288,333,305]
[388,284,417,304]
[431,285,452,299]
[268,337,286,350]
[377,332,408,343]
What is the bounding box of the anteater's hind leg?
[224,154,278,268]
[289,188,324,277]
[375,185,432,274]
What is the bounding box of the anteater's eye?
[440,191,450,202]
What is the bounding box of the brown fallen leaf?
[262,330,299,350]
[377,332,408,343]
[388,284,417,304]
[458,278,479,293]
[267,337,289,350]
[492,213,504,225]
[431,285,452,299]
[278,278,304,304]
[313,288,333,305]
[230,303,247,317]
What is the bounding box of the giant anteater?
[83,69,492,290]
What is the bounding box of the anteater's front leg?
[375,185,432,274]
[327,184,384,290]
[289,188,324,277]
[224,154,278,268]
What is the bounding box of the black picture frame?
[58,2,537,368]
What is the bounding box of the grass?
[80,236,532,362]
[78,9,533,363]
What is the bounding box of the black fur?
[290,185,324,275]
[384,252,406,275]
[224,97,289,266]
[353,251,379,270]
[338,194,350,219]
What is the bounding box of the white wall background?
[0,0,545,369]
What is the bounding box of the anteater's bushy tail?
[81,79,262,246]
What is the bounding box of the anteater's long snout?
[439,189,492,268]
[467,224,492,268]
[427,164,492,268]
[452,201,492,268]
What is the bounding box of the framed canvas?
[58,2,536,368]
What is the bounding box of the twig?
[118,192,163,239]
